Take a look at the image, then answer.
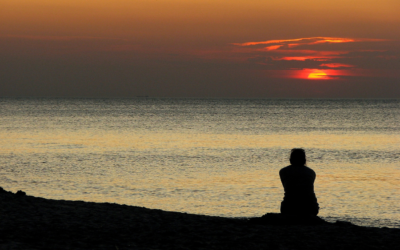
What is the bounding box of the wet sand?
[1,188,399,250]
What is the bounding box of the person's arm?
[310,169,316,183]
[279,168,286,188]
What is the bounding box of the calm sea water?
[0,98,399,228]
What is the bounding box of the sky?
[1,0,400,98]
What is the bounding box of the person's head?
[290,148,306,166]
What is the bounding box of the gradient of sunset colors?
[1,0,399,97]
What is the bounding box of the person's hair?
[290,148,306,166]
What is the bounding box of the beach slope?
[1,188,398,250]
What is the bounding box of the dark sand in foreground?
[1,188,399,250]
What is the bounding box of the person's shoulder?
[304,166,316,175]
[279,165,292,174]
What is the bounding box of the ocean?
[0,98,399,228]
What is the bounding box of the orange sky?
[1,0,399,97]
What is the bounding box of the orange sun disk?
[308,70,327,79]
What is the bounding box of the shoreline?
[1,188,399,249]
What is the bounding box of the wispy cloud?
[233,37,386,47]
[320,63,354,68]
[232,37,397,80]
[264,45,282,51]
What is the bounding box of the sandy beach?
[1,187,399,250]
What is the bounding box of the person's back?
[279,149,319,216]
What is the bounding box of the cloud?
[320,63,354,68]
[233,37,387,48]
[232,37,398,80]
[264,45,283,51]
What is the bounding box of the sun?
[308,70,328,79]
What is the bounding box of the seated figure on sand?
[279,148,319,216]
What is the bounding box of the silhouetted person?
[279,148,319,216]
